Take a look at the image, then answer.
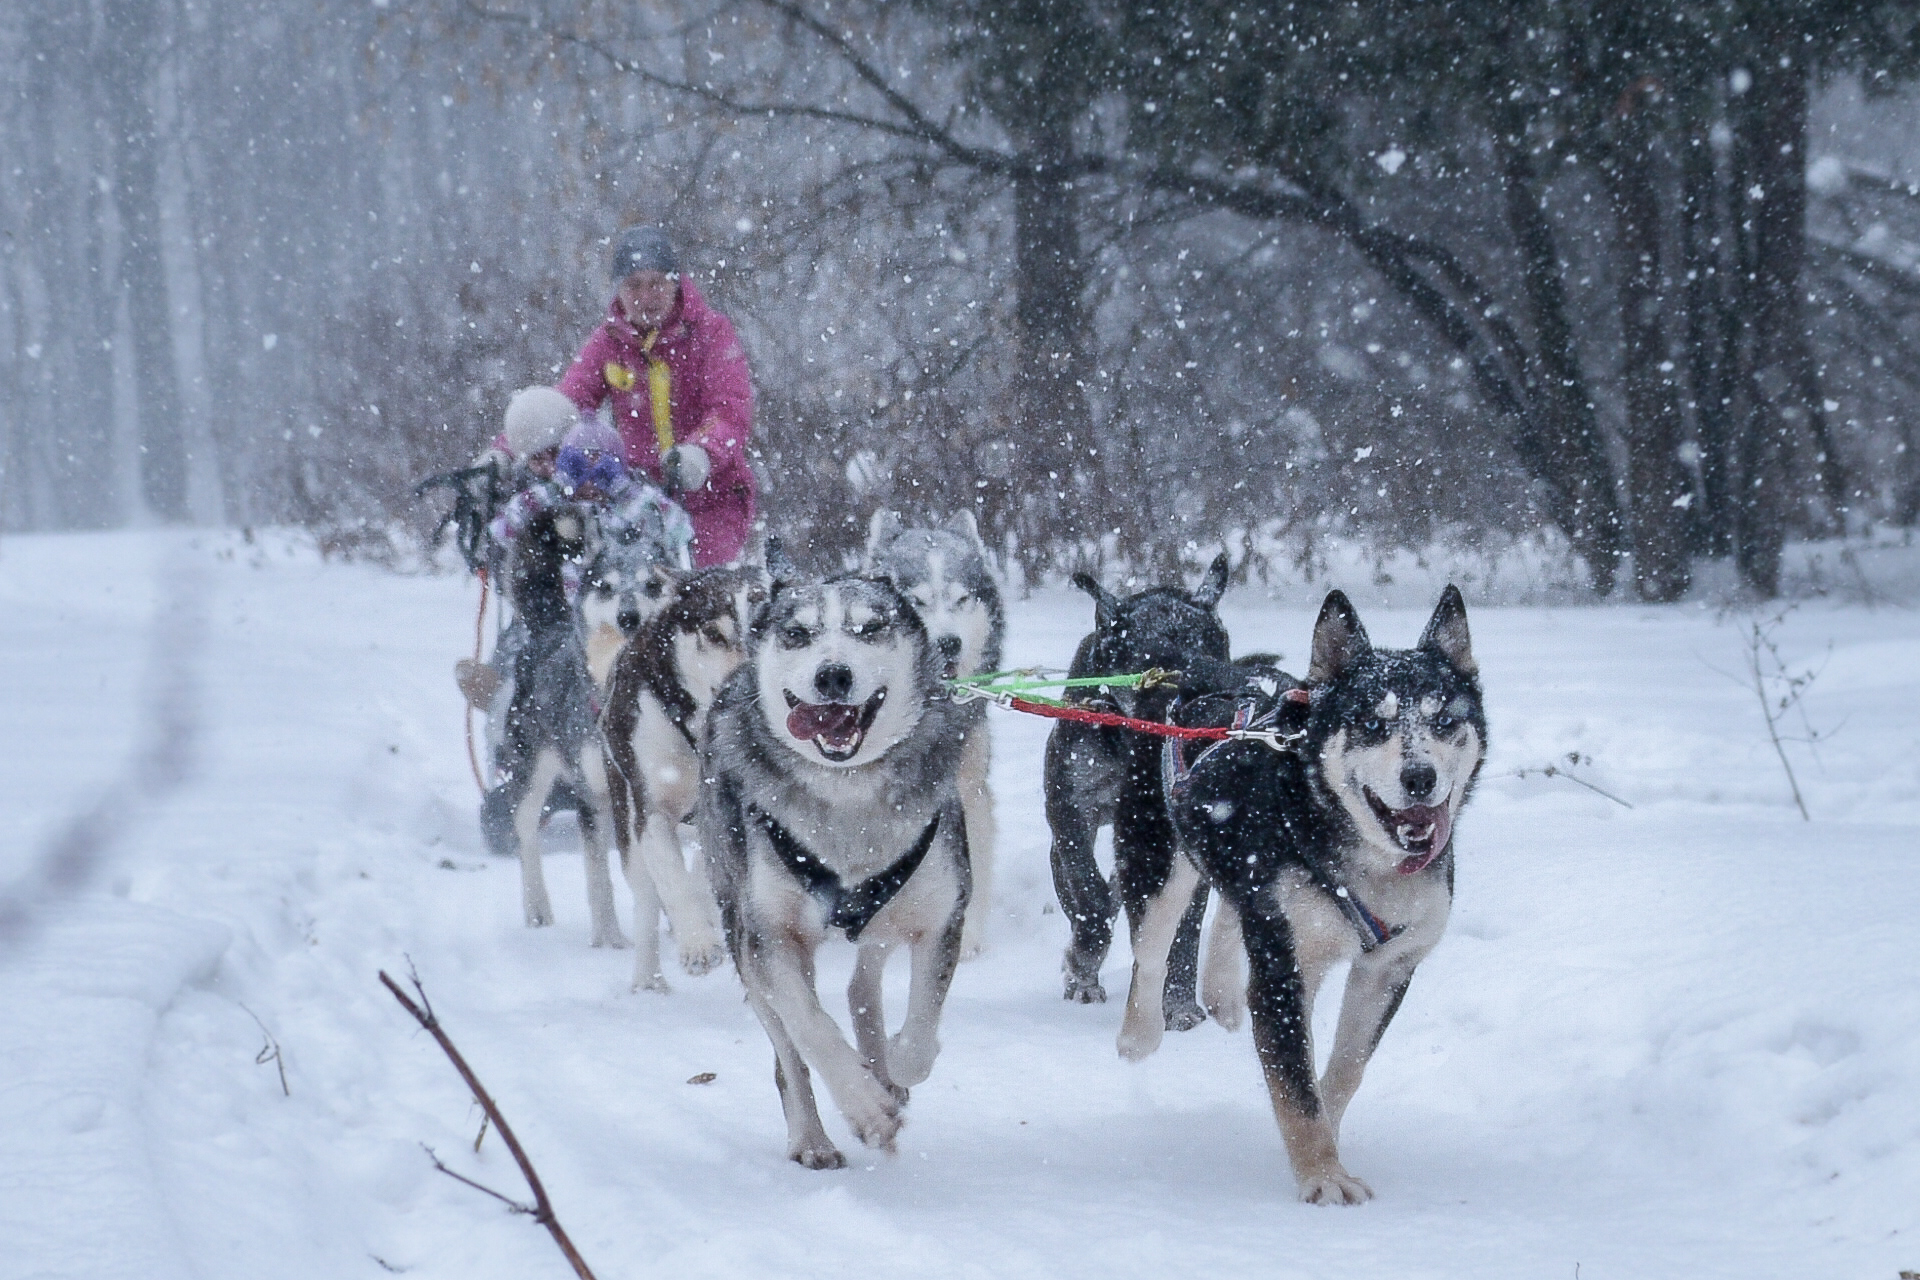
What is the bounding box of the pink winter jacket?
[557,278,756,566]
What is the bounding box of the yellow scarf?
[606,331,674,456]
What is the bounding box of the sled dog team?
[489,507,1485,1201]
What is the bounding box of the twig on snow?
[380,963,599,1280]
[238,1003,290,1096]
[1511,753,1634,809]
[1738,607,1833,822]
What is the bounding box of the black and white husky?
[601,566,767,991]
[492,504,625,947]
[1045,554,1230,1018]
[864,510,1004,957]
[1126,587,1485,1204]
[700,565,971,1169]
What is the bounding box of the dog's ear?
[944,509,985,551]
[1072,571,1119,629]
[1418,583,1477,677]
[864,509,902,567]
[765,536,801,588]
[1192,551,1231,607]
[1307,589,1371,684]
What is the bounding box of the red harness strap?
[1004,695,1248,742]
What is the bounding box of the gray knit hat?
[609,225,679,281]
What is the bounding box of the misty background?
[6,0,1920,600]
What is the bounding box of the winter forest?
[8,1,1920,592]
[9,4,1920,1279]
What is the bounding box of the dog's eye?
[1435,714,1456,731]
[851,617,886,638]
[1363,718,1383,734]
[779,624,811,647]
[702,625,728,646]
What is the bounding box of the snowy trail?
[3,530,1917,1279]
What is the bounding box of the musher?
[557,224,756,567]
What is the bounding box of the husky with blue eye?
[864,510,1005,958]
[1126,586,1486,1205]
[699,553,971,1169]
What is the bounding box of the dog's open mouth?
[784,688,887,761]
[1364,789,1452,875]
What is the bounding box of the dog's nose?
[936,635,963,662]
[814,662,855,702]
[616,606,642,635]
[1401,761,1438,801]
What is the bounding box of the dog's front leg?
[515,749,564,928]
[1045,724,1117,1002]
[847,942,904,1099]
[888,898,965,1089]
[740,980,842,1168]
[956,727,996,960]
[576,749,630,950]
[1242,908,1372,1205]
[624,854,668,992]
[1201,899,1246,1031]
[756,940,904,1154]
[1117,854,1202,1060]
[1320,952,1423,1135]
[637,808,726,975]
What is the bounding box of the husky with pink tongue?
[1126,586,1485,1206]
[699,552,972,1169]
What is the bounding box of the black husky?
[1125,587,1485,1204]
[485,504,625,946]
[1044,553,1230,1020]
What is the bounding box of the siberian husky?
[1127,587,1485,1204]
[1044,554,1230,1022]
[700,562,971,1168]
[601,565,768,991]
[492,504,625,947]
[577,534,679,690]
[864,509,1005,957]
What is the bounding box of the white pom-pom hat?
[502,386,577,458]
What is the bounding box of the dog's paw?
[678,936,727,976]
[1063,977,1107,1004]
[631,970,671,994]
[790,1144,847,1171]
[524,904,554,928]
[591,928,632,951]
[843,1075,905,1153]
[958,938,988,963]
[886,1032,939,1087]
[1204,988,1246,1032]
[1116,1016,1163,1062]
[1164,1000,1207,1033]
[1297,1169,1373,1206]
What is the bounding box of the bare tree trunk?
[101,0,186,523]
[1010,130,1100,574]
[1681,126,1736,557]
[1731,38,1815,596]
[1605,97,1693,602]
[1492,115,1627,594]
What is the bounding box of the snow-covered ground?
[4,529,1918,1280]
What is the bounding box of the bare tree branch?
[381,964,599,1280]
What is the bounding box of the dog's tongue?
[788,701,862,748]
[1392,804,1452,875]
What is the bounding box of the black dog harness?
[749,805,942,942]
[1163,691,1406,955]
